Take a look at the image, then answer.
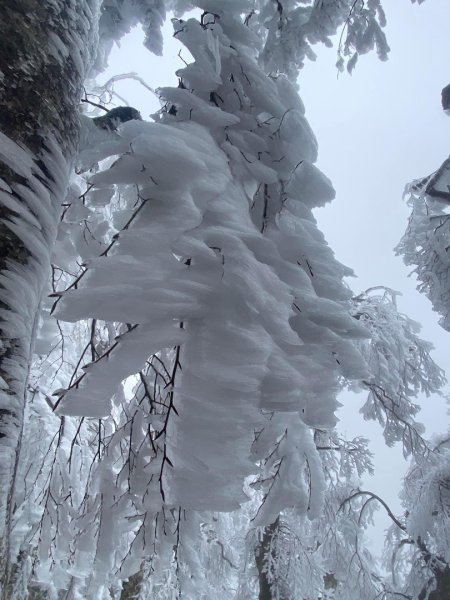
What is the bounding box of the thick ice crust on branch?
[54,12,368,520]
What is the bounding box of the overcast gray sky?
[101,0,450,559]
[300,0,450,556]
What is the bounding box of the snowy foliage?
[57,5,369,514]
[384,438,450,600]
[396,158,450,332]
[23,7,370,594]
[351,287,445,457]
[97,0,167,65]
[1,1,448,599]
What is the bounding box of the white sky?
[101,1,450,560]
[300,0,450,555]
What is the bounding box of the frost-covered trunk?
[0,1,98,591]
[255,518,289,600]
[420,568,450,600]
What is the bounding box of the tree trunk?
[120,571,143,600]
[0,0,99,593]
[255,517,290,600]
[419,567,450,600]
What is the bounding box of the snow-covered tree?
[351,287,445,457]
[384,437,450,600]
[247,285,445,600]
[0,1,447,599]
[0,1,101,590]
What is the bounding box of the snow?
[0,132,42,179]
[56,322,186,417]
[49,7,372,535]
[0,130,69,553]
[5,2,447,599]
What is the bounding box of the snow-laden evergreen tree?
[1,1,447,599]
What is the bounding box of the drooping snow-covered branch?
[351,287,445,457]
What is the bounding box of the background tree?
[396,154,450,332]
